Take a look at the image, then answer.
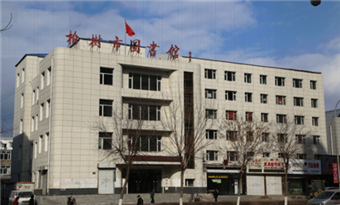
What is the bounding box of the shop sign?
[322,155,337,174]
[208,175,228,179]
[288,159,321,175]
[333,163,339,183]
[247,158,285,171]
[125,155,180,162]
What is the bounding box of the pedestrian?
[13,197,19,205]
[150,190,155,204]
[213,188,219,202]
[29,195,35,205]
[137,195,143,205]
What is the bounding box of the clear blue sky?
[1,0,340,136]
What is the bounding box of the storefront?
[206,169,242,195]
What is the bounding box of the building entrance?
[128,169,161,193]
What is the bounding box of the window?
[261,113,268,122]
[227,151,237,162]
[41,72,45,89]
[31,117,35,132]
[260,75,267,85]
[39,135,42,153]
[47,67,51,86]
[225,71,235,81]
[294,97,304,106]
[278,153,284,158]
[245,92,252,102]
[244,73,252,83]
[206,109,217,119]
[225,91,236,101]
[226,131,237,141]
[185,179,194,187]
[16,73,19,87]
[311,99,318,108]
[205,69,216,79]
[46,100,50,118]
[312,117,319,126]
[22,68,25,83]
[205,89,216,99]
[98,132,112,149]
[36,87,39,103]
[35,114,38,130]
[247,152,254,158]
[310,80,317,90]
[246,131,254,142]
[99,99,113,117]
[260,94,268,104]
[206,151,218,161]
[297,154,307,159]
[294,116,304,125]
[131,136,162,152]
[129,73,162,91]
[293,79,302,88]
[314,154,322,160]
[295,135,306,144]
[129,104,161,121]
[0,166,11,174]
[206,130,218,139]
[21,93,24,108]
[263,153,270,158]
[0,151,11,160]
[20,119,23,134]
[45,133,49,152]
[276,114,287,124]
[276,96,286,105]
[226,111,237,120]
[100,67,113,85]
[245,112,253,121]
[278,134,287,143]
[313,136,320,145]
[40,103,44,121]
[34,143,37,159]
[262,133,269,142]
[32,90,36,105]
[275,77,285,86]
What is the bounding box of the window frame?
[260,94,268,104]
[293,79,303,88]
[312,117,319,126]
[206,130,218,140]
[261,113,268,122]
[226,111,237,120]
[275,77,285,87]
[128,73,162,91]
[276,114,287,124]
[260,75,267,85]
[205,69,216,79]
[99,99,113,117]
[313,136,320,145]
[244,73,252,83]
[294,115,305,125]
[310,80,317,90]
[100,67,113,85]
[311,99,318,108]
[225,90,237,101]
[225,71,236,81]
[98,132,113,150]
[227,151,238,162]
[276,95,286,105]
[205,89,217,99]
[206,150,218,161]
[206,109,217,119]
[245,92,252,102]
[294,97,304,107]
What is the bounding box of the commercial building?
[12,38,328,195]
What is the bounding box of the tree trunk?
[237,170,243,205]
[180,168,184,205]
[284,160,289,205]
[118,165,131,205]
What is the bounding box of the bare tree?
[1,118,13,135]
[160,93,214,205]
[1,13,13,32]
[93,99,159,205]
[220,114,270,205]
[270,117,313,205]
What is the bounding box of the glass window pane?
[142,75,148,90]
[150,75,157,91]
[133,74,140,89]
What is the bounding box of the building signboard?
[288,159,321,175]
[247,158,284,173]
[321,155,337,174]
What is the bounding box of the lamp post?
[334,100,340,188]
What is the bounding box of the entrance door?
[128,169,161,193]
[42,170,47,195]
[98,170,115,194]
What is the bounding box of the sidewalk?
[35,193,309,205]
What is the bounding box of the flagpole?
[124,19,126,55]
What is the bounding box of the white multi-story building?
[12,38,328,196]
[326,109,340,155]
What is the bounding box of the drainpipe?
[47,55,54,195]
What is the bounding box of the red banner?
[333,163,339,183]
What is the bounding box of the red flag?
[333,163,339,183]
[125,22,135,36]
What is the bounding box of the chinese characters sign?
[333,163,339,183]
[288,160,321,175]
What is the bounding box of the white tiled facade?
[12,39,328,195]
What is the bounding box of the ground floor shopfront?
[206,169,243,195]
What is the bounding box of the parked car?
[325,186,339,190]
[307,189,340,205]
[8,190,33,205]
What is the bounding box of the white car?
[8,190,33,205]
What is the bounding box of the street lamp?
[334,100,340,188]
